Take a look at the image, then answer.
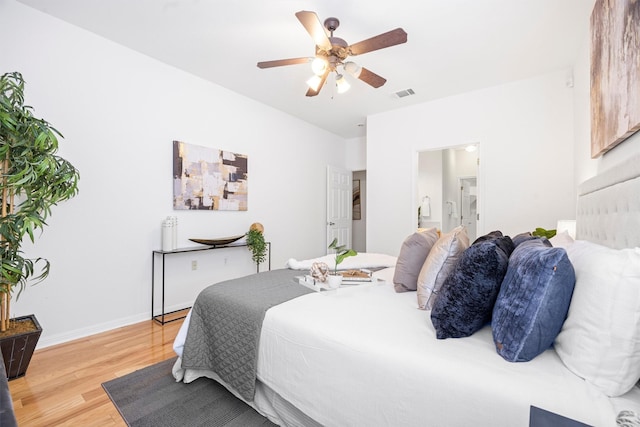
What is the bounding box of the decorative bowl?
[189,235,244,246]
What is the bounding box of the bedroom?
[1,0,640,425]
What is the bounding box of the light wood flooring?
[8,312,186,426]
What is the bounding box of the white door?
[326,166,352,254]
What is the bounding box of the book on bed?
[339,269,373,282]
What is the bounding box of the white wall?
[367,70,576,254]
[2,1,347,347]
[418,150,443,230]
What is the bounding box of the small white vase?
[326,274,342,289]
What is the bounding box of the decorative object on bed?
[173,140,248,211]
[492,238,575,362]
[590,0,640,158]
[189,235,244,246]
[554,239,640,397]
[416,225,469,310]
[245,223,267,271]
[340,269,372,281]
[310,262,329,282]
[393,228,439,292]
[0,71,80,379]
[326,274,342,289]
[327,238,357,275]
[431,233,514,339]
[616,410,640,427]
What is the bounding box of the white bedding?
[284,252,397,270]
[173,267,640,427]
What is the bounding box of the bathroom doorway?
[417,144,479,241]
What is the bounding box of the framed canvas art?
[173,141,248,210]
[590,0,640,158]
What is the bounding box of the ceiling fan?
[257,11,408,97]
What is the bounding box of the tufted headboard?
[576,153,640,249]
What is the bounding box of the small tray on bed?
[295,274,383,292]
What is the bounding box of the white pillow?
[554,240,640,397]
[416,225,469,310]
[549,230,575,249]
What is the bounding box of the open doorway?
[352,170,366,253]
[459,176,477,240]
[417,144,479,241]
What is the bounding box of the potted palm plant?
[0,71,80,379]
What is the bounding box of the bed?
[172,154,640,427]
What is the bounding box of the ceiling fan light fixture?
[306,75,323,91]
[311,57,328,75]
[336,74,350,94]
[343,61,362,78]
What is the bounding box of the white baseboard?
[36,312,151,349]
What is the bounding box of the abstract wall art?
[173,140,248,210]
[590,0,640,158]
[352,179,361,220]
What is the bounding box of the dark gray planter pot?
[0,314,42,380]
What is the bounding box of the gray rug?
[102,357,277,427]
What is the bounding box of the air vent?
[394,88,415,98]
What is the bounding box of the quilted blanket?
[181,268,312,401]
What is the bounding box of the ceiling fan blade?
[257,57,311,69]
[296,10,332,51]
[357,67,387,88]
[305,69,330,97]
[348,28,408,56]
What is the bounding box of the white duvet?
[284,252,397,271]
[174,267,640,427]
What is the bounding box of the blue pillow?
[431,236,514,339]
[492,239,575,362]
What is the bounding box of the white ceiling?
[17,0,595,139]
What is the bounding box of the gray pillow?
[393,228,439,292]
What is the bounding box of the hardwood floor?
[8,313,186,426]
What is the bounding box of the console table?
[151,241,271,325]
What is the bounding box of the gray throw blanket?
[181,269,313,401]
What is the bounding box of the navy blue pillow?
[472,230,504,245]
[492,239,576,362]
[431,235,514,339]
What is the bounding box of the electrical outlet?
[191,260,197,270]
